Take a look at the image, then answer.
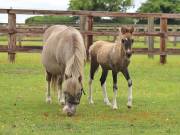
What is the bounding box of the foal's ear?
[120,26,127,34]
[129,26,134,33]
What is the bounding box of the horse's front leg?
[46,71,52,104]
[122,68,133,108]
[112,71,118,109]
[57,76,65,105]
[100,68,111,106]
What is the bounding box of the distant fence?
[0,9,180,64]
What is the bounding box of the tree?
[69,0,132,12]
[138,0,180,13]
[137,0,180,24]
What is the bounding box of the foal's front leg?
[112,71,118,109]
[100,69,111,106]
[122,68,133,108]
[88,61,99,104]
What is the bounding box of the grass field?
[0,53,180,135]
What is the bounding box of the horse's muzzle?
[63,103,76,116]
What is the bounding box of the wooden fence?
[0,9,180,63]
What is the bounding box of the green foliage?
[25,16,77,24]
[138,0,180,13]
[69,0,132,12]
[137,0,180,24]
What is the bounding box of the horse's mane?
[65,31,86,80]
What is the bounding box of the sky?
[0,0,147,23]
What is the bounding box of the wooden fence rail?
[0,9,180,64]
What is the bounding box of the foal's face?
[120,26,134,58]
[62,76,83,116]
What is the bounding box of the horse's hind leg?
[46,71,52,104]
[100,68,111,106]
[122,68,133,108]
[112,71,118,109]
[57,75,65,105]
[88,59,99,104]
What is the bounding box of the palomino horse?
[42,25,86,116]
[88,26,134,109]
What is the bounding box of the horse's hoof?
[46,97,52,104]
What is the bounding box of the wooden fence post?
[80,16,87,48]
[173,27,177,46]
[147,17,154,58]
[8,13,16,63]
[86,16,93,59]
[160,17,167,64]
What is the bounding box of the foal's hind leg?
[112,71,118,109]
[88,60,99,104]
[100,68,111,106]
[122,68,133,108]
[46,71,52,104]
[57,76,65,105]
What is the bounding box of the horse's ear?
[129,26,134,33]
[120,26,127,34]
[78,75,82,82]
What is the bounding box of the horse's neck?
[113,41,130,67]
[114,41,125,56]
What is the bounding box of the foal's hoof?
[88,97,94,104]
[88,100,94,104]
[127,102,132,109]
[105,101,112,106]
[112,106,118,110]
[127,104,132,109]
[89,101,94,104]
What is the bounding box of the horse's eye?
[77,92,82,98]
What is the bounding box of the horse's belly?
[42,52,63,75]
[44,63,62,75]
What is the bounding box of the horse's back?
[42,25,85,75]
[43,25,67,42]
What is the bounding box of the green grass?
[0,53,180,135]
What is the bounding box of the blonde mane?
[65,33,85,79]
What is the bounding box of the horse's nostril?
[67,112,74,117]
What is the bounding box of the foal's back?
[89,40,123,69]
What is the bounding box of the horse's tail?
[51,75,58,91]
